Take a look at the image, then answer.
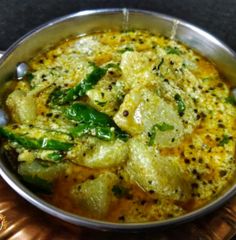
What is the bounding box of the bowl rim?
[0,8,236,231]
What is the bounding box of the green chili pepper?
[47,152,63,161]
[49,65,107,105]
[70,124,116,141]
[65,103,129,141]
[65,103,113,126]
[0,127,73,151]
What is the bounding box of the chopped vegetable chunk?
[71,172,118,217]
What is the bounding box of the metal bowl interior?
[0,8,236,231]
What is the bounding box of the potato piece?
[6,89,36,124]
[157,76,199,135]
[18,160,65,182]
[114,87,184,147]
[71,172,118,217]
[28,81,51,96]
[126,137,190,201]
[82,139,128,168]
[120,51,156,89]
[18,150,35,162]
[86,79,125,116]
[75,37,103,55]
[67,138,128,169]
[144,96,184,147]
[113,87,144,135]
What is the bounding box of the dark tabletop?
[0,0,236,51]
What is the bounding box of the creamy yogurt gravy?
[1,30,236,223]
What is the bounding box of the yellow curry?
[1,30,236,223]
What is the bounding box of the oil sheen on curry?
[1,30,236,223]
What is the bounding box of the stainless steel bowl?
[0,8,236,231]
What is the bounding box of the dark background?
[0,0,235,51]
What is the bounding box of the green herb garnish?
[174,94,186,116]
[112,185,129,198]
[165,46,182,55]
[225,96,236,106]
[95,100,107,107]
[25,72,34,82]
[156,122,174,131]
[219,135,230,146]
[118,47,134,53]
[148,122,174,146]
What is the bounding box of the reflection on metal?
[16,62,29,80]
[170,19,179,40]
[0,51,4,59]
[122,8,129,32]
[232,88,236,98]
[0,109,8,126]
[0,213,7,231]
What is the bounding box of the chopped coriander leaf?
[95,100,107,107]
[116,92,125,104]
[118,47,134,53]
[112,185,129,198]
[225,96,236,106]
[174,94,186,116]
[104,62,121,70]
[156,122,174,131]
[25,72,34,82]
[219,135,230,146]
[148,122,174,146]
[165,46,182,55]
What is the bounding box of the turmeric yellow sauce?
[1,30,236,223]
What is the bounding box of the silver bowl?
[0,9,236,231]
